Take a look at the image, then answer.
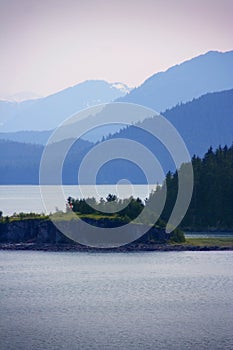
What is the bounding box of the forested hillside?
[149,145,233,230]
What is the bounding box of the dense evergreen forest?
[154,145,233,230]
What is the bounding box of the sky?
[0,0,232,99]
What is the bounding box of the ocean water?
[0,250,233,350]
[0,185,157,216]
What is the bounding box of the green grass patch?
[185,237,233,247]
[77,213,118,220]
[50,211,121,222]
[2,215,48,223]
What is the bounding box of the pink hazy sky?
[0,0,232,97]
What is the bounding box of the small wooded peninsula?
[0,214,232,251]
[0,207,184,251]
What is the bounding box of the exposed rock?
[0,218,169,246]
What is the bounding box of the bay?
[0,250,233,350]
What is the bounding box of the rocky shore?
[1,242,233,252]
[0,217,170,248]
[1,218,232,252]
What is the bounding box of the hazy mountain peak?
[110,82,132,94]
[0,80,130,132]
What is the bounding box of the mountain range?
[118,50,233,112]
[0,49,232,184]
[1,88,232,184]
[0,80,130,132]
[0,50,232,145]
[94,88,233,184]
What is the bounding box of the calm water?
[0,185,157,216]
[0,251,233,350]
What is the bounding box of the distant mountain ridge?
[1,50,233,184]
[0,91,43,102]
[94,88,233,183]
[162,89,233,156]
[0,80,130,132]
[0,50,232,144]
[118,50,233,112]
[1,89,232,184]
[0,130,53,145]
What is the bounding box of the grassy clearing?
[3,215,48,223]
[50,212,122,222]
[185,237,233,247]
[78,213,119,220]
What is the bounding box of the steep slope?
[102,89,233,182]
[163,89,233,156]
[119,88,233,157]
[118,50,233,112]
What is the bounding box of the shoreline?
[1,242,233,252]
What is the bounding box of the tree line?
[68,144,233,231]
[151,144,233,230]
